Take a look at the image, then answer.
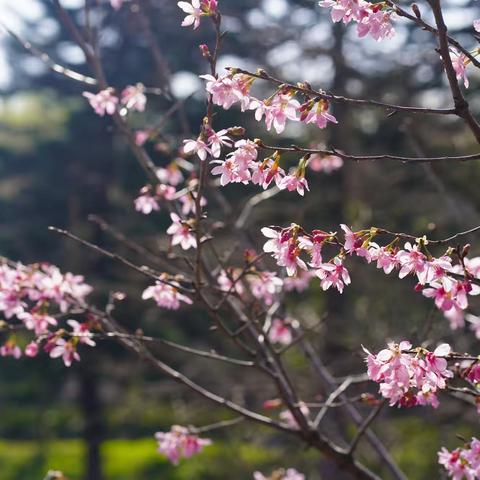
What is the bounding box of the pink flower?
[475,19,480,32]
[156,164,184,186]
[207,128,232,158]
[156,184,177,201]
[0,340,22,359]
[211,158,243,186]
[268,318,293,345]
[301,100,338,129]
[142,280,192,310]
[18,311,57,335]
[25,342,39,358]
[120,84,147,113]
[252,94,300,134]
[364,341,453,408]
[49,339,80,367]
[308,153,343,173]
[341,224,371,261]
[248,271,283,305]
[155,426,211,464]
[278,242,308,277]
[450,48,469,88]
[201,73,254,110]
[82,88,118,116]
[134,193,160,215]
[283,270,314,292]
[183,138,211,161]
[278,173,309,196]
[67,319,96,347]
[315,256,351,293]
[396,242,426,279]
[178,0,203,29]
[167,213,197,250]
[439,439,480,480]
[368,243,398,274]
[416,255,452,285]
[357,9,395,41]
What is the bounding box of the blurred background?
[1,0,480,478]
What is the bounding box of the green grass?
[0,437,285,480]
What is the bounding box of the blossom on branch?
[82,88,118,116]
[364,341,453,408]
[439,438,480,479]
[142,281,192,310]
[155,425,211,464]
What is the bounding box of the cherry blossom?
[308,153,343,173]
[156,163,184,186]
[283,271,314,292]
[368,243,398,274]
[364,341,453,408]
[178,1,203,29]
[67,319,96,347]
[120,84,147,114]
[142,281,192,310]
[300,100,337,129]
[278,172,309,196]
[268,318,293,345]
[201,73,254,110]
[134,192,160,215]
[155,426,211,464]
[207,128,233,158]
[25,342,39,358]
[315,256,351,293]
[0,339,22,359]
[250,93,300,134]
[475,19,480,32]
[396,242,427,279]
[248,271,283,305]
[318,0,395,41]
[167,213,197,250]
[439,438,480,479]
[183,138,211,161]
[49,338,81,367]
[450,48,470,88]
[82,88,118,116]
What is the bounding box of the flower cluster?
[217,267,283,306]
[439,438,480,479]
[364,341,453,408]
[0,261,95,366]
[253,468,305,480]
[177,0,218,30]
[155,426,211,464]
[83,85,146,117]
[202,72,337,134]
[318,0,395,41]
[142,280,192,310]
[261,223,480,330]
[134,158,206,219]
[261,225,350,291]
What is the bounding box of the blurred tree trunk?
[79,366,104,480]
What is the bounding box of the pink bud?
[25,342,39,358]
